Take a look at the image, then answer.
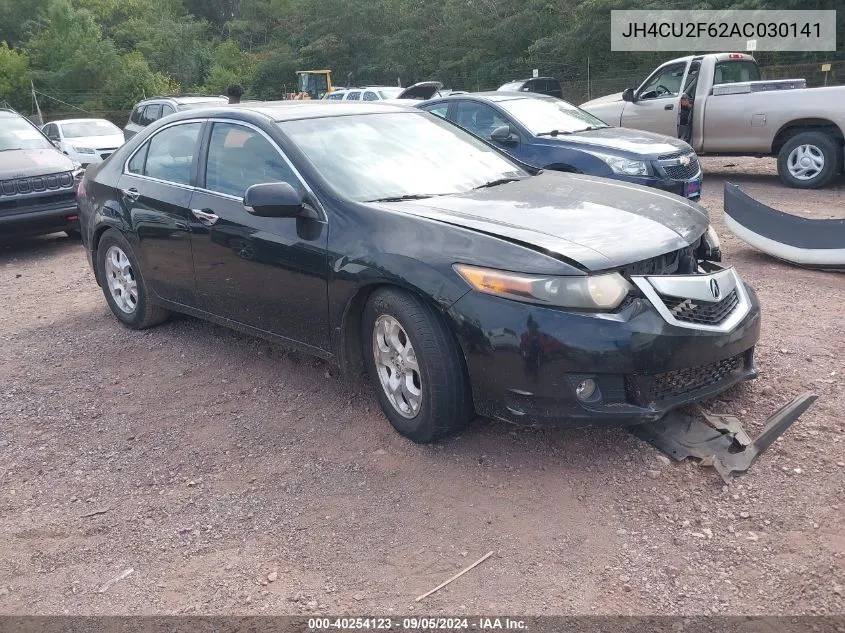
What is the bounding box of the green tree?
[0,42,31,109]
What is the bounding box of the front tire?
[777,131,839,189]
[96,229,169,329]
[363,288,473,443]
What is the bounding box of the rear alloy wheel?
[96,229,169,329]
[363,288,473,443]
[777,131,839,189]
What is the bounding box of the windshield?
[280,112,526,202]
[497,97,610,135]
[0,116,53,151]
[60,120,120,138]
[378,87,403,99]
[498,82,525,91]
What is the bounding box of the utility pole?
[587,57,591,101]
[31,81,43,125]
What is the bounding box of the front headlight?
[584,150,649,177]
[454,264,632,310]
[706,225,721,250]
[72,146,96,154]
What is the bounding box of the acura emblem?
[710,278,721,299]
[680,155,690,167]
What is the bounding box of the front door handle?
[191,208,219,225]
[121,187,140,202]
[664,103,674,110]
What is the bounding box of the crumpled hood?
[552,126,692,157]
[0,149,76,179]
[580,92,624,108]
[371,171,708,271]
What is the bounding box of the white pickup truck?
[580,53,845,189]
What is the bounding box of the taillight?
[77,179,86,199]
[728,53,745,59]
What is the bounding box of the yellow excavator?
[288,70,334,100]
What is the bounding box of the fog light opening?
[575,378,597,402]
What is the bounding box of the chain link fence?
[16,59,845,124]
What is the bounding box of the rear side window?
[363,91,378,101]
[127,143,149,174]
[421,104,449,119]
[161,104,175,117]
[714,61,760,84]
[346,91,361,101]
[141,122,202,185]
[140,104,162,126]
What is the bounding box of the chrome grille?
[663,289,739,326]
[663,156,700,180]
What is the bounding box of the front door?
[450,100,534,165]
[188,120,330,352]
[117,120,203,306]
[621,61,687,136]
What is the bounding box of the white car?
[41,118,124,167]
[325,86,405,101]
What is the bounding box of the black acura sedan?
[77,101,759,443]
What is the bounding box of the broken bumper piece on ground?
[631,392,817,484]
[723,182,845,271]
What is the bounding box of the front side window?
[280,112,526,202]
[363,91,378,101]
[204,122,300,198]
[454,101,510,139]
[161,104,175,117]
[638,63,686,100]
[130,106,143,124]
[346,91,361,101]
[141,122,202,185]
[327,92,345,100]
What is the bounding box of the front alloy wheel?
[363,288,473,443]
[373,314,422,418]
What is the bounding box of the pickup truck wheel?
[96,229,170,330]
[777,132,839,189]
[363,288,473,443]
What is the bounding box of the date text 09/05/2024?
[307,617,528,630]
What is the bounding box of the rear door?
[188,120,330,351]
[621,61,687,136]
[116,120,204,306]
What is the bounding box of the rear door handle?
[191,208,219,225]
[664,104,674,110]
[121,187,140,202]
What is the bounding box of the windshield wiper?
[474,177,521,189]
[366,194,442,202]
[536,130,570,137]
[0,147,25,152]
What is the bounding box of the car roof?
[426,91,555,103]
[164,101,419,123]
[139,95,228,105]
[50,118,115,125]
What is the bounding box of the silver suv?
[123,95,228,140]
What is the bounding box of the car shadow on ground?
[0,232,81,261]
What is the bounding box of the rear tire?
[777,131,839,189]
[96,229,170,329]
[363,288,473,443]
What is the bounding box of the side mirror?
[622,88,635,102]
[490,125,517,145]
[244,182,303,218]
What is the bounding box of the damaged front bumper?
[631,392,818,482]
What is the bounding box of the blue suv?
[418,92,702,200]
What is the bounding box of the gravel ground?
[1,157,843,616]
